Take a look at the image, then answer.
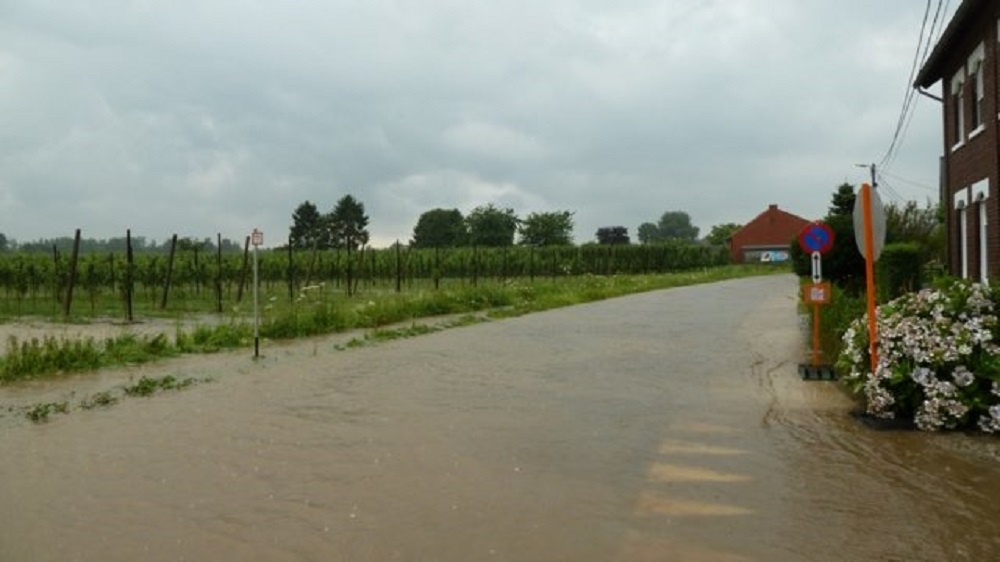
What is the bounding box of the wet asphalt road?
[2,274,999,561]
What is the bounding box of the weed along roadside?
[0,266,785,424]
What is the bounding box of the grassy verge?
[0,265,786,383]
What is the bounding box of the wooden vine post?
[160,234,177,309]
[125,229,134,322]
[63,229,82,319]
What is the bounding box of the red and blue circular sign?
[798,222,835,254]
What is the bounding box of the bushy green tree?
[466,204,518,247]
[518,211,574,246]
[327,195,370,251]
[657,211,699,241]
[885,199,944,265]
[290,201,327,249]
[411,208,467,248]
[637,223,660,245]
[595,226,630,245]
[705,223,742,246]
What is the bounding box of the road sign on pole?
[798,222,835,255]
[798,225,835,381]
[855,184,880,375]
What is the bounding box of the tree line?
[290,196,742,250]
[0,198,744,256]
[0,234,244,254]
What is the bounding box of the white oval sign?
[853,184,886,261]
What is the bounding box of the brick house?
[915,0,1000,282]
[728,204,811,263]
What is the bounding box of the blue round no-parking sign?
[798,222,834,255]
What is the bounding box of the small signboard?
[798,222,835,255]
[803,281,832,305]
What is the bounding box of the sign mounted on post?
[798,222,835,255]
[803,281,832,305]
[810,251,822,283]
[853,185,885,261]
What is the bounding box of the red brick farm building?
[728,204,811,263]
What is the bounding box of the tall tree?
[705,223,742,246]
[327,195,370,251]
[595,226,630,245]
[829,183,856,217]
[411,208,467,248]
[657,211,699,241]
[290,200,326,249]
[466,204,519,247]
[885,199,944,263]
[518,210,574,246]
[637,222,660,245]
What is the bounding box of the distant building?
[728,204,810,263]
[915,0,998,282]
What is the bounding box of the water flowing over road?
[2,275,999,561]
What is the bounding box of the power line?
[879,0,945,172]
[876,174,906,205]
[879,0,950,173]
[931,0,952,49]
[881,170,936,192]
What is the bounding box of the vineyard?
[0,235,730,321]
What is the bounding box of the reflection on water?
[1,276,999,561]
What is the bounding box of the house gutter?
[917,87,943,103]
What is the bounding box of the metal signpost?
[798,222,836,380]
[251,228,263,359]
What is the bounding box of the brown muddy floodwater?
[1,275,999,561]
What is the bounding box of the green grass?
[123,374,196,397]
[24,401,69,423]
[0,265,787,382]
[0,333,182,384]
[17,375,209,423]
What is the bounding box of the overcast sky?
[0,1,957,247]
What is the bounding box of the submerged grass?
[123,374,197,397]
[19,374,209,424]
[0,265,785,382]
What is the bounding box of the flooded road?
[2,275,999,561]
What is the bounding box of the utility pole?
[856,163,877,188]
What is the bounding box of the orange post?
[812,303,821,367]
[861,183,879,374]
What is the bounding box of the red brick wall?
[729,205,811,263]
[938,6,1000,279]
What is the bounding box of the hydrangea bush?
[838,281,1000,432]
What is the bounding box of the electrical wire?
[878,0,944,173]
[876,174,907,206]
[881,170,936,192]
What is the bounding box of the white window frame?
[974,179,990,283]
[951,70,966,151]
[968,43,986,136]
[955,189,970,279]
